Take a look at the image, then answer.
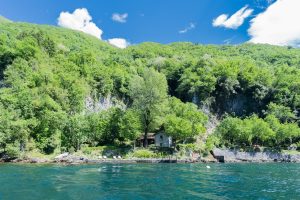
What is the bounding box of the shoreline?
[1,157,211,165]
[1,155,300,165]
[0,159,201,165]
[1,159,299,165]
[1,148,300,165]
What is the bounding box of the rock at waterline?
[55,152,69,160]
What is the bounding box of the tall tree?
[164,97,207,143]
[129,68,168,147]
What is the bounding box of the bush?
[82,147,92,155]
[26,139,37,152]
[5,144,20,159]
[178,143,196,151]
[68,146,75,154]
[177,143,204,157]
[205,134,220,152]
[132,149,157,158]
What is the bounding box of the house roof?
[137,131,171,140]
[138,133,155,140]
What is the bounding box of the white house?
[154,131,173,148]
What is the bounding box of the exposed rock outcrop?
[84,95,126,113]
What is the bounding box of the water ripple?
[0,163,299,200]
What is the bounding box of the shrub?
[5,144,20,159]
[68,146,75,154]
[205,134,220,152]
[132,149,157,158]
[82,147,92,155]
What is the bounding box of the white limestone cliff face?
[84,94,126,113]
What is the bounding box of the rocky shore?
[1,149,300,164]
[1,153,207,164]
[212,148,300,163]
[6,157,203,165]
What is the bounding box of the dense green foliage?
[164,97,207,142]
[0,19,300,157]
[214,114,300,149]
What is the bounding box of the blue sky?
[1,0,298,47]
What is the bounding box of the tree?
[128,68,168,147]
[246,115,275,146]
[164,115,192,142]
[215,115,275,147]
[164,97,207,143]
[0,104,32,152]
[177,58,216,102]
[84,112,109,146]
[265,102,296,123]
[214,117,247,146]
[276,123,300,147]
[119,109,142,143]
[63,114,88,151]
[89,108,142,145]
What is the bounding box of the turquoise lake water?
[0,163,299,200]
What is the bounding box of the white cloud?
[249,0,300,47]
[58,8,103,39]
[179,23,196,34]
[112,13,128,23]
[213,5,253,29]
[108,38,130,49]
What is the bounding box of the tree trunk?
[143,113,150,148]
[143,128,148,148]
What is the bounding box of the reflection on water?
[0,163,299,200]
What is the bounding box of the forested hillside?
[1,19,300,158]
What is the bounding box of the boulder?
[55,152,69,160]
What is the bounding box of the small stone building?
[154,131,173,148]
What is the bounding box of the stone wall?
[212,148,300,162]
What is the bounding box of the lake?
[0,163,299,200]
